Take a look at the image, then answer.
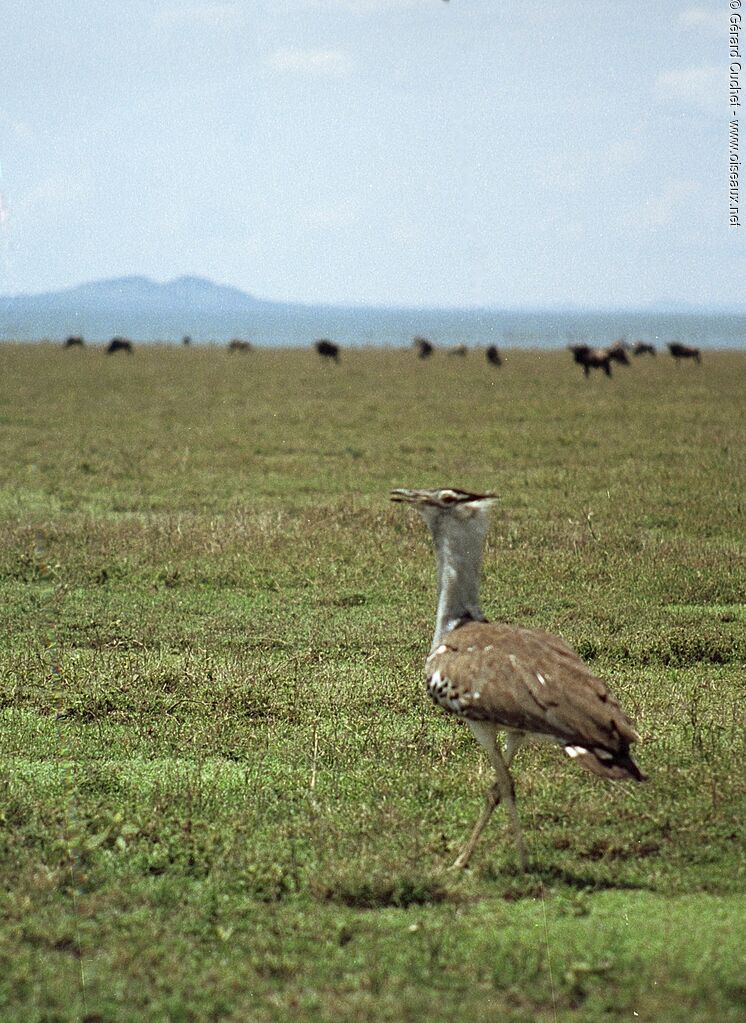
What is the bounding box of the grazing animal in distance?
[182,335,192,347]
[449,344,468,357]
[632,341,656,356]
[107,337,133,355]
[606,341,631,366]
[568,344,613,377]
[391,487,645,871]
[228,339,252,352]
[315,338,340,362]
[64,336,84,348]
[413,336,434,359]
[668,342,701,364]
[486,345,502,367]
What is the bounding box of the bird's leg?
[504,731,526,768]
[455,722,528,871]
[489,746,528,873]
[451,781,500,869]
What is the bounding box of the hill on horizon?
[1,276,745,348]
[0,276,286,343]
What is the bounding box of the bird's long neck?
[430,515,488,651]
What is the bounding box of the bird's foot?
[451,851,530,873]
[450,849,473,870]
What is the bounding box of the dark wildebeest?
[182,335,192,347]
[668,342,701,364]
[315,339,340,362]
[107,337,133,355]
[568,344,614,377]
[486,345,502,367]
[606,341,631,366]
[64,336,84,348]
[228,339,252,352]
[413,336,434,359]
[632,341,656,356]
[449,344,468,356]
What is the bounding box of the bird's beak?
[390,489,424,504]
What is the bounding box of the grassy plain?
[0,342,744,1023]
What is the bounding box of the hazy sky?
[1,1,741,307]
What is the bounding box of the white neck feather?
[427,508,489,651]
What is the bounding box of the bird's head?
[391,487,498,535]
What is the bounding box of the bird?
[390,487,645,871]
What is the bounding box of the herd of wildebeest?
[59,333,703,373]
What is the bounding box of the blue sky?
[0,1,740,307]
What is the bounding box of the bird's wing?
[426,621,640,754]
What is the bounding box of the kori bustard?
[391,487,645,871]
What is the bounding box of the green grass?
[0,343,745,1022]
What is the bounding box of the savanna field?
[0,343,744,1023]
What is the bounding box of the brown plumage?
[391,486,645,871]
[426,621,643,782]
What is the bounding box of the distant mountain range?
[0,275,513,345]
[1,275,487,345]
[0,276,291,343]
[1,276,745,347]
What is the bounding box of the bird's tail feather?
[564,744,646,782]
